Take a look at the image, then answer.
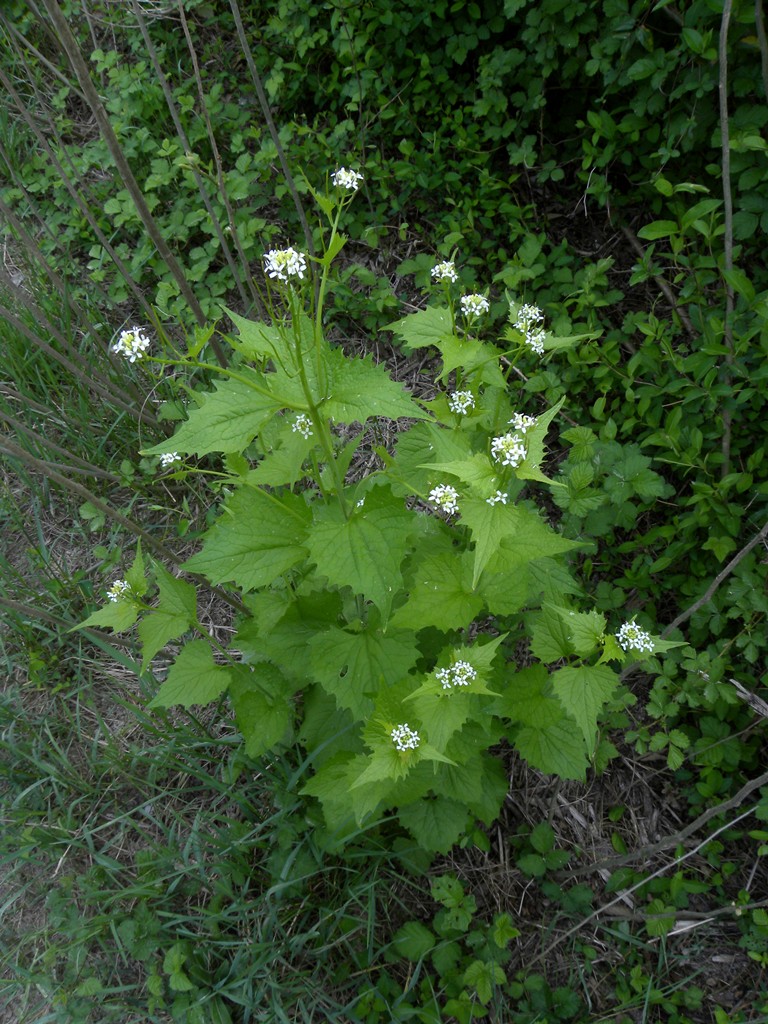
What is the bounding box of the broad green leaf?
[125,543,147,596]
[516,396,565,484]
[513,717,588,780]
[388,305,454,351]
[223,307,284,361]
[142,369,284,457]
[322,353,426,424]
[530,605,575,661]
[408,688,473,752]
[138,564,197,670]
[308,486,411,619]
[183,486,310,591]
[149,640,231,709]
[389,550,483,632]
[392,922,436,962]
[550,606,606,658]
[495,664,560,727]
[437,754,509,825]
[398,796,470,853]
[551,664,618,745]
[463,960,506,1005]
[385,421,471,495]
[249,419,317,487]
[476,565,528,616]
[437,335,506,387]
[229,664,293,758]
[76,599,139,633]
[309,625,419,719]
[423,454,500,495]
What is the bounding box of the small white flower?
[508,412,537,434]
[107,579,130,603]
[291,413,314,439]
[491,432,527,468]
[428,483,460,515]
[448,390,475,415]
[112,326,150,363]
[486,490,507,506]
[460,294,490,318]
[356,497,366,508]
[616,621,654,654]
[331,167,364,191]
[264,247,308,282]
[512,304,547,355]
[431,260,459,283]
[435,661,478,689]
[391,723,420,751]
[159,452,181,469]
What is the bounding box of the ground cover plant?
[2,1,768,1022]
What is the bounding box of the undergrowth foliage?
[78,175,682,854]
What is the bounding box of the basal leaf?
[183,486,310,591]
[229,664,293,758]
[551,664,619,746]
[308,485,411,619]
[142,369,284,457]
[138,564,197,670]
[149,640,231,709]
[398,796,470,853]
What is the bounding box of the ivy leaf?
[308,485,411,619]
[142,369,284,457]
[138,564,197,671]
[183,486,310,591]
[322,352,427,424]
[398,796,470,853]
[388,306,454,351]
[148,640,231,709]
[309,626,420,719]
[551,664,619,746]
[229,664,293,758]
[390,549,483,632]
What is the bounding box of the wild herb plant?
[78,172,682,854]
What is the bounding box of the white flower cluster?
[448,390,475,415]
[107,579,130,603]
[159,452,181,469]
[491,432,527,468]
[435,660,477,690]
[431,260,459,283]
[292,413,314,439]
[264,247,308,282]
[428,483,460,515]
[460,294,490,318]
[616,621,655,653]
[112,326,150,363]
[513,303,546,355]
[331,167,364,191]
[391,723,420,751]
[509,412,536,433]
[486,490,507,506]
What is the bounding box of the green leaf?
[309,625,419,719]
[388,305,453,351]
[323,352,426,424]
[183,486,310,591]
[514,716,588,781]
[637,219,679,241]
[423,454,500,494]
[307,485,411,619]
[223,307,284,361]
[142,369,284,457]
[398,796,470,853]
[76,599,140,633]
[392,922,436,962]
[138,564,197,671]
[530,604,575,662]
[229,664,293,758]
[551,664,618,746]
[516,396,564,484]
[125,543,147,596]
[390,549,483,632]
[550,605,606,657]
[463,960,506,1005]
[149,640,231,709]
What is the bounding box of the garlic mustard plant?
[432,260,459,283]
[78,169,684,856]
